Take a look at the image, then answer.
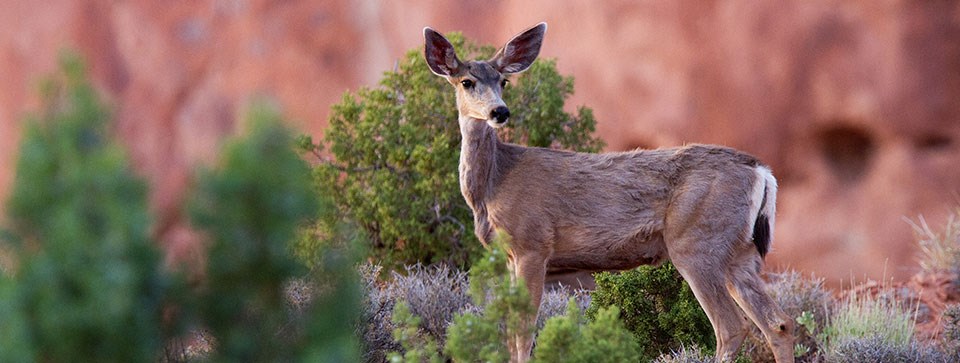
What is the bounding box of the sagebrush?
[358,261,590,362]
[381,235,637,363]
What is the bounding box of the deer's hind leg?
[664,177,756,361]
[671,253,751,362]
[726,252,794,363]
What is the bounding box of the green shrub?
[382,236,526,363]
[360,263,591,363]
[188,104,360,362]
[387,301,443,363]
[588,262,714,361]
[297,240,364,362]
[443,233,536,362]
[299,32,604,272]
[533,299,641,363]
[532,300,582,362]
[386,234,639,363]
[0,54,171,362]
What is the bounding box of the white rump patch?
[746,165,778,244]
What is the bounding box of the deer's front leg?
[509,252,547,363]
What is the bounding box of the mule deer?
[424,23,795,363]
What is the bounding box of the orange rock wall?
[2,0,958,284]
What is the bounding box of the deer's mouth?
[487,118,508,128]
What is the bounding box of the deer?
[423,22,795,363]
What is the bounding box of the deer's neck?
[458,116,499,210]
[458,116,525,244]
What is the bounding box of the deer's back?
[486,143,763,271]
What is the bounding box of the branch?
[433,201,467,238]
[314,157,401,174]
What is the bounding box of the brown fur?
[425,23,795,363]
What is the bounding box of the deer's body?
[427,23,794,363]
[466,132,761,271]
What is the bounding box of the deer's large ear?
[490,22,546,74]
[424,27,461,77]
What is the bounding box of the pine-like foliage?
[533,299,641,363]
[1,55,365,363]
[588,263,714,361]
[0,55,170,362]
[443,233,536,362]
[189,105,360,362]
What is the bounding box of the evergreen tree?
[0,54,170,362]
[189,104,360,362]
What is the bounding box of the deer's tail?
[749,165,778,258]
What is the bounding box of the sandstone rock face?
[1,0,958,284]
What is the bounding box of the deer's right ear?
[490,22,546,74]
[424,27,461,77]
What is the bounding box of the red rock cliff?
[2,0,958,284]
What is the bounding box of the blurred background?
[1,0,958,286]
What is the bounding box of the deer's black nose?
[490,106,510,123]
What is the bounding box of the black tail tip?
[752,214,770,258]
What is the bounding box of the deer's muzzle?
[490,106,510,125]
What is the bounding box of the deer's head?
[424,23,546,128]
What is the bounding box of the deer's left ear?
[490,22,547,74]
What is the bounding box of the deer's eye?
[460,79,474,89]
[500,79,509,88]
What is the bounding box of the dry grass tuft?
[834,294,914,344]
[537,286,591,331]
[652,345,715,363]
[907,212,960,275]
